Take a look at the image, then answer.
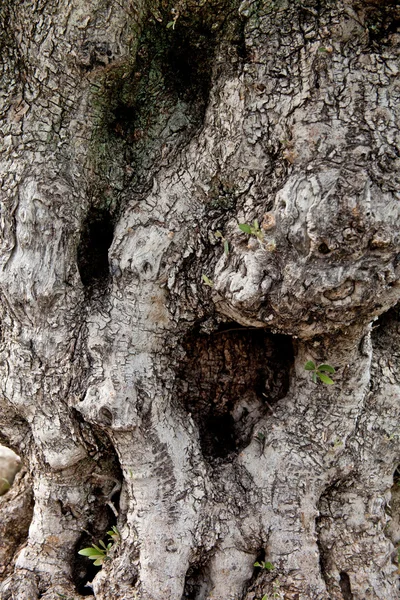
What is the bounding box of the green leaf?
[202,274,214,287]
[107,526,120,539]
[254,562,261,567]
[238,223,252,234]
[224,239,229,256]
[317,373,334,385]
[78,548,103,557]
[107,529,119,539]
[166,20,175,29]
[253,219,260,230]
[263,561,274,571]
[304,360,316,371]
[317,364,335,374]
[312,372,318,384]
[98,540,107,550]
[214,230,222,238]
[91,544,106,553]
[93,558,104,566]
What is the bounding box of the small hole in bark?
[339,571,353,600]
[182,561,211,599]
[254,548,266,566]
[142,261,152,273]
[163,18,217,109]
[99,407,113,426]
[318,242,331,255]
[77,207,114,288]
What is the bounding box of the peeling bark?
[1,0,400,598]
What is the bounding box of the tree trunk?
[1,0,400,598]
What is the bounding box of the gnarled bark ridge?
[0,0,400,598]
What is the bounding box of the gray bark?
[0,0,400,598]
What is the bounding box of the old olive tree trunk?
[1,0,400,598]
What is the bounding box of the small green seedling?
[78,540,112,566]
[78,527,120,567]
[254,560,274,571]
[167,7,179,29]
[385,431,400,442]
[214,230,229,256]
[238,220,264,242]
[332,438,343,449]
[238,220,276,251]
[305,361,335,385]
[202,274,214,287]
[107,526,120,543]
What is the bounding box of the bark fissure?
[339,572,354,600]
[77,207,114,288]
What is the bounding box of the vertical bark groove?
[77,207,114,288]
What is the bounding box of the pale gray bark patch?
[0,445,21,495]
[1,0,400,599]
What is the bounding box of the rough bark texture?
[0,0,400,598]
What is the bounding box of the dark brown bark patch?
[177,324,293,460]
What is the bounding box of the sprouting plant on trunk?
[214,230,229,256]
[78,526,120,566]
[304,361,335,385]
[238,220,276,251]
[238,220,264,242]
[202,274,214,287]
[254,560,274,571]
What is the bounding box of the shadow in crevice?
[71,429,123,596]
[385,465,400,571]
[176,323,293,461]
[182,560,212,600]
[339,571,353,600]
[77,207,114,290]
[89,0,247,200]
[95,14,219,198]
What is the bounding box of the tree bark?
[1,0,400,598]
